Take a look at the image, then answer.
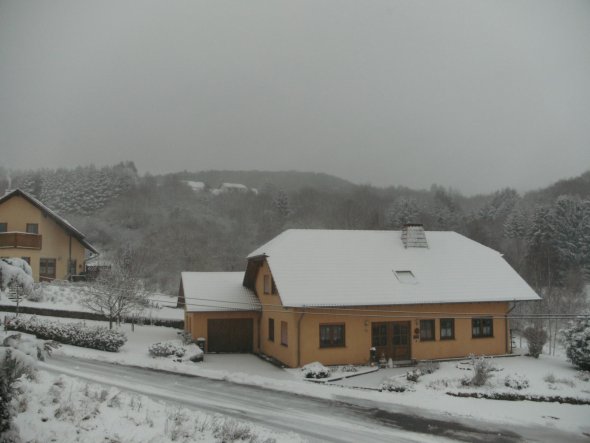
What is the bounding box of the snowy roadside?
[54,347,590,437]
[4,312,590,439]
[13,370,305,443]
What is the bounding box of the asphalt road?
[41,355,586,443]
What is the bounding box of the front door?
[372,321,411,361]
[392,321,411,360]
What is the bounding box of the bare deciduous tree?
[81,246,148,329]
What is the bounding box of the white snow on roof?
[248,229,540,307]
[182,272,261,312]
[184,181,205,191]
[221,183,248,190]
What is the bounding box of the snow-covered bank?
[13,371,304,443]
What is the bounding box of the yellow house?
[0,189,98,281]
[181,226,539,367]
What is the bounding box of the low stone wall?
[0,304,183,329]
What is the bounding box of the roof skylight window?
[394,270,417,284]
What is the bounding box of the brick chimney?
[401,223,428,248]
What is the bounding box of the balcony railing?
[0,232,42,249]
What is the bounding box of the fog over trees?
[1,164,588,336]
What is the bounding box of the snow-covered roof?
[247,229,540,307]
[183,180,205,191]
[220,183,248,190]
[0,189,98,254]
[181,272,261,312]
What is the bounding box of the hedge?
[5,316,127,352]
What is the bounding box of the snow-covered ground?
[0,281,183,320]
[12,371,304,443]
[4,313,589,440]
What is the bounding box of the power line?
[150,298,588,321]
[152,297,589,319]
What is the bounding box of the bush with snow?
[301,362,331,379]
[504,374,529,390]
[406,368,421,382]
[1,331,52,441]
[563,316,590,371]
[0,258,34,295]
[148,341,186,358]
[5,316,127,352]
[379,377,409,392]
[417,361,440,375]
[461,355,495,387]
[523,325,548,358]
[178,330,195,345]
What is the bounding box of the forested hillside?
[1,165,588,306]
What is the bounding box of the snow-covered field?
[0,281,183,320]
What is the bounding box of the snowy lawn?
[0,281,183,320]
[12,371,303,443]
[335,354,590,400]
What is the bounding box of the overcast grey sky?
[0,0,589,194]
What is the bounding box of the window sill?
[319,345,346,349]
[472,335,494,339]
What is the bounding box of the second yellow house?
[0,189,98,282]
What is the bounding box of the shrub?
[504,374,529,390]
[523,326,548,358]
[543,373,575,387]
[177,331,194,345]
[406,368,421,382]
[462,355,495,387]
[1,332,46,440]
[379,377,407,392]
[148,341,185,358]
[5,316,127,352]
[417,361,440,375]
[213,418,254,442]
[26,285,44,302]
[301,362,331,379]
[563,316,590,371]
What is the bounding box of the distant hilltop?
[183,180,258,195]
[176,170,355,193]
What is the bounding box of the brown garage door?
[207,318,253,353]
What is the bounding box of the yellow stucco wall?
[0,195,87,281]
[296,302,509,366]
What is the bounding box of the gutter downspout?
[297,310,305,367]
[68,235,72,280]
[506,301,518,354]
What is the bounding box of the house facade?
[0,189,98,281]
[181,226,539,367]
